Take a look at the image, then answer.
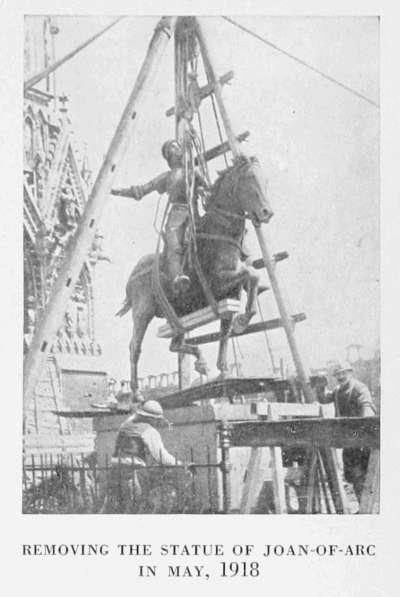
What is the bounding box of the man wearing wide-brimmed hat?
[112,399,181,467]
[321,362,376,506]
[102,400,183,513]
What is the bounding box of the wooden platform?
[157,298,241,338]
[229,416,380,449]
[54,377,289,417]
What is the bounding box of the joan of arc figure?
[112,139,208,291]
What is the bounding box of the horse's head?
[234,156,273,224]
[212,156,273,224]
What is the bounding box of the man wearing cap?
[321,363,376,505]
[112,139,208,292]
[103,400,183,513]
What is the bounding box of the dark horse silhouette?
[116,156,273,397]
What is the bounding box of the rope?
[196,110,212,186]
[222,16,379,109]
[184,130,219,317]
[256,295,278,374]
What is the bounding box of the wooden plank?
[319,447,350,514]
[252,251,289,269]
[157,299,240,338]
[240,448,263,513]
[55,377,289,417]
[316,451,334,514]
[188,313,307,345]
[305,452,319,514]
[268,404,287,514]
[230,417,380,449]
[359,448,380,514]
[262,402,320,419]
[195,132,250,164]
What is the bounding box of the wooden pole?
[175,18,192,390]
[255,226,314,402]
[23,16,176,418]
[24,17,124,92]
[196,17,313,403]
[196,19,242,159]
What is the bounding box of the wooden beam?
[196,16,313,404]
[359,448,380,514]
[318,447,350,514]
[188,313,306,345]
[195,131,250,164]
[252,251,289,269]
[158,377,288,408]
[196,19,242,159]
[166,71,234,116]
[157,298,240,338]
[23,17,177,420]
[257,401,320,418]
[254,227,314,404]
[268,404,287,514]
[229,417,380,450]
[240,448,263,514]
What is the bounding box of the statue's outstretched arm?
[111,185,145,200]
[111,173,167,200]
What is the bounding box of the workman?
[320,362,376,507]
[102,400,184,513]
[112,399,181,467]
[112,139,209,292]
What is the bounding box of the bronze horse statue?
[116,156,273,398]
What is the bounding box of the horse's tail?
[115,298,131,318]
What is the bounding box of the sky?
[26,15,379,382]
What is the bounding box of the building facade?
[24,17,109,454]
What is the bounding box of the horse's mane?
[207,155,258,205]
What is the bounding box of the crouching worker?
[101,400,184,513]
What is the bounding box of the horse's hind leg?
[130,307,153,400]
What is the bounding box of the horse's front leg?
[217,264,259,334]
[243,263,259,321]
[169,334,208,376]
[216,314,234,379]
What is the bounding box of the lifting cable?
[222,16,379,109]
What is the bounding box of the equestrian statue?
[112,139,273,400]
